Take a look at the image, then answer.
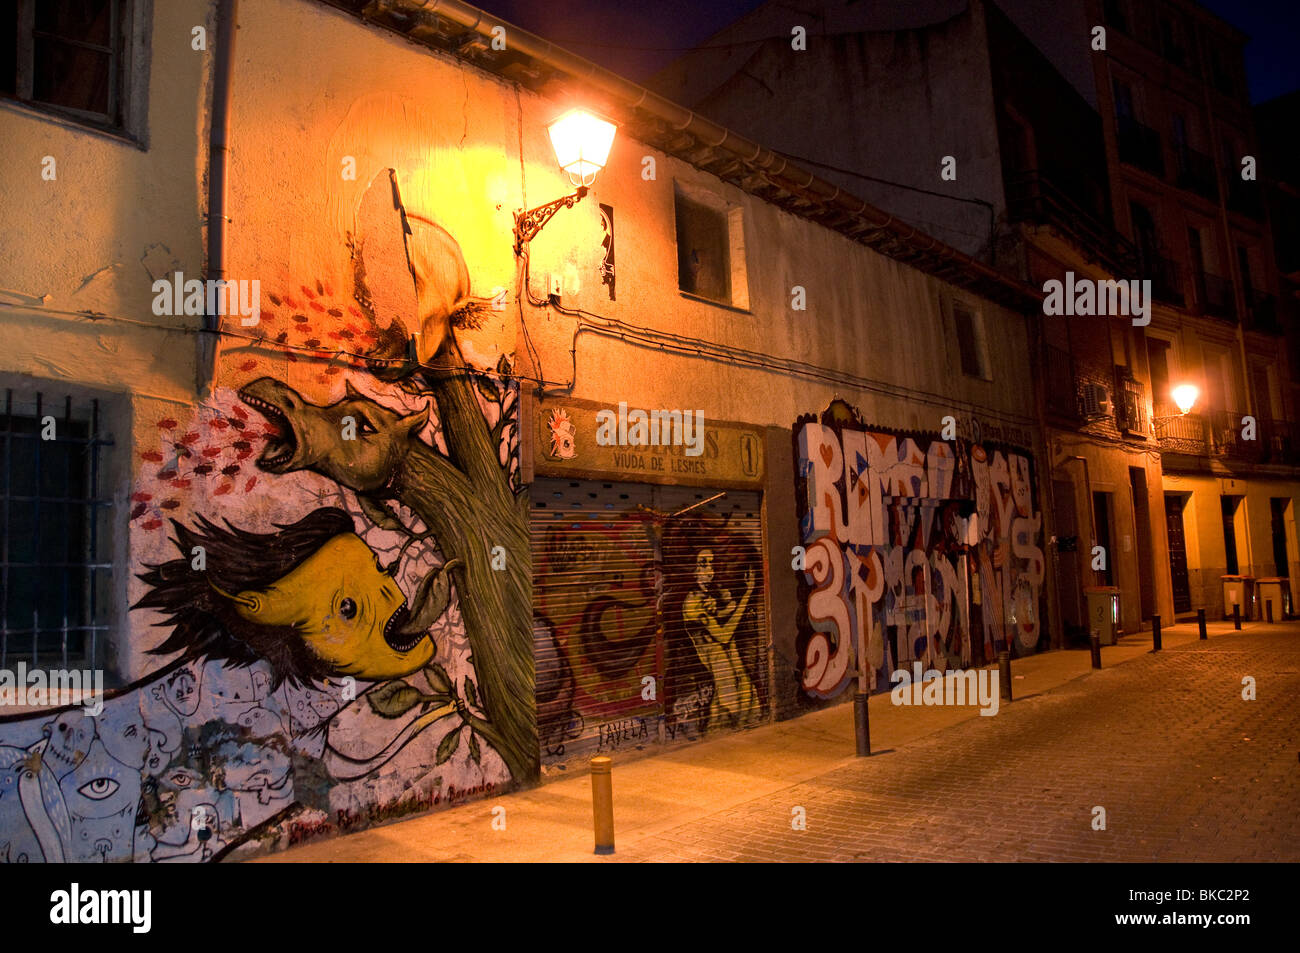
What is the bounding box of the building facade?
[0,0,1047,861]
[655,0,1297,634]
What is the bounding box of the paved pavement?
[258,620,1300,862]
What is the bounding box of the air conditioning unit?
[1080,383,1111,418]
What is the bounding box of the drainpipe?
[1071,455,1099,587]
[199,0,238,397]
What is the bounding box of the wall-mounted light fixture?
[1154,383,1200,426]
[514,109,617,255]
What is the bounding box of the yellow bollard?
[590,756,614,855]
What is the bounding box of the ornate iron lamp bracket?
[513,186,588,255]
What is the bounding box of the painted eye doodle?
[78,778,121,801]
[168,772,194,789]
[340,598,358,620]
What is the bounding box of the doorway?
[1164,493,1192,613]
[1129,468,1156,619]
[1093,491,1115,586]
[1270,497,1291,578]
[1221,495,1243,575]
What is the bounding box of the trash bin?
[1257,577,1290,621]
[1221,575,1256,621]
[1084,586,1121,645]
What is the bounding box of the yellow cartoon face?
[227,533,433,680]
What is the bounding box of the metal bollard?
[997,650,1012,702]
[1266,600,1274,624]
[1089,632,1102,669]
[854,692,871,757]
[1198,608,1207,640]
[1152,614,1162,652]
[1233,603,1242,630]
[590,757,615,855]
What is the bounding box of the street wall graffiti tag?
[793,400,1044,700]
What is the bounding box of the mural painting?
[793,400,1045,702]
[533,494,766,765]
[0,158,533,860]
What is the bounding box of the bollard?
[1089,632,1102,669]
[1152,614,1161,652]
[1233,603,1241,630]
[854,692,871,757]
[1266,600,1274,624]
[997,650,1012,702]
[1198,608,1207,641]
[590,757,614,855]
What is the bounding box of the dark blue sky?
[487,0,1298,103]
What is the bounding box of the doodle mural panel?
[0,154,533,861]
[792,400,1045,704]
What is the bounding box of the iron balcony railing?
[1143,253,1185,307]
[1245,289,1280,334]
[1117,116,1165,177]
[1005,170,1139,274]
[1192,270,1236,322]
[1155,412,1208,455]
[1175,145,1218,202]
[1115,369,1147,435]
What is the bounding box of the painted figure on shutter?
[682,551,760,727]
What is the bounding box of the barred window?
[1,386,114,670]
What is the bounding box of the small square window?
[2,0,143,138]
[953,302,991,379]
[674,184,749,309]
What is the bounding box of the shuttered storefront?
[531,478,767,770]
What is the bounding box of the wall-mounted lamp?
[513,109,617,255]
[1155,383,1200,423]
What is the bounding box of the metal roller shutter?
[531,478,767,770]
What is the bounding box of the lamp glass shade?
[1171,384,1199,415]
[547,110,616,187]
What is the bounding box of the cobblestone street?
[611,629,1300,862]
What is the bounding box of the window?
[952,302,990,379]
[1,0,142,136]
[674,183,749,309]
[1,385,115,669]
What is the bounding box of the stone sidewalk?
[257,619,1300,862]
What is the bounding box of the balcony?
[1005,170,1139,274]
[1227,178,1263,219]
[1175,146,1218,202]
[1115,369,1148,435]
[1192,270,1236,322]
[1117,116,1165,177]
[1155,412,1208,455]
[1245,289,1281,334]
[1144,254,1185,307]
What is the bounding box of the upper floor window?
[1,0,142,137]
[674,182,750,310]
[952,301,991,380]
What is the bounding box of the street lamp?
[1171,384,1199,416]
[513,109,617,254]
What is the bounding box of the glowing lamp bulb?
[547,109,616,188]
[1171,384,1199,415]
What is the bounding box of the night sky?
[486,0,1299,104]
